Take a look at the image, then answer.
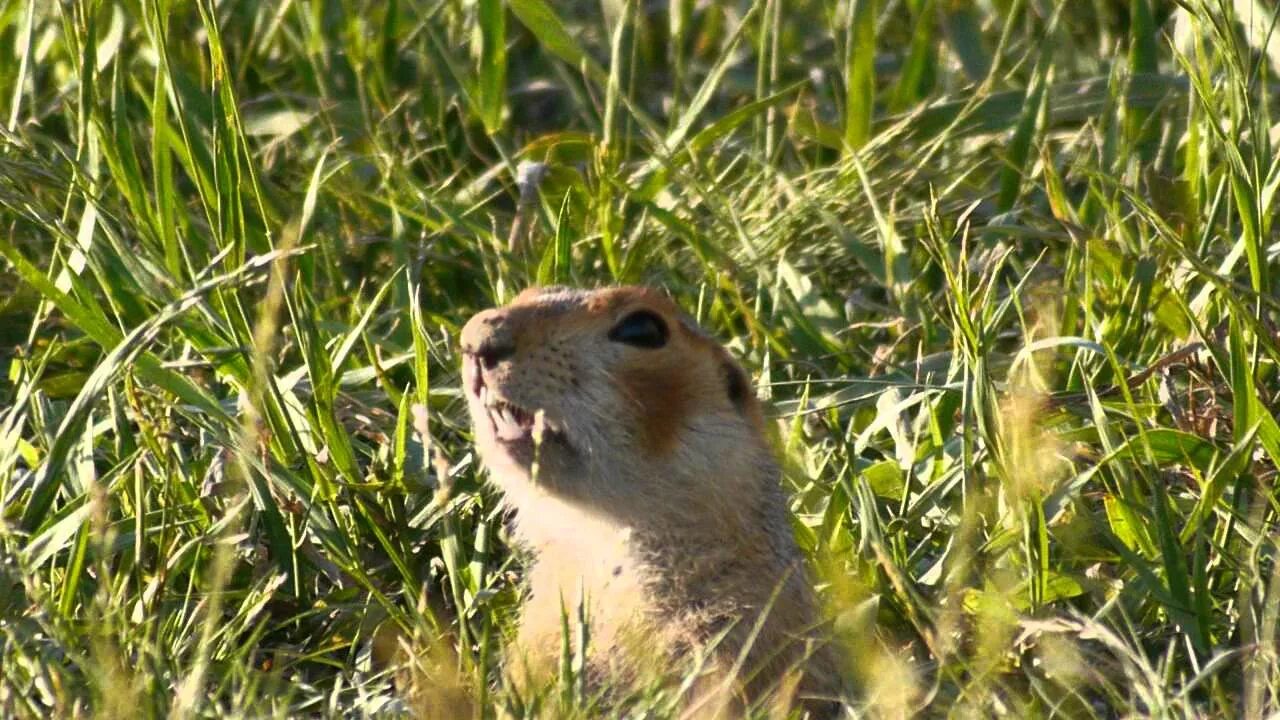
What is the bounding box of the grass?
[2,0,1280,716]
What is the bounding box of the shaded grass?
[2,0,1280,717]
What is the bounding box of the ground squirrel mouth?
[477,385,564,448]
[485,395,535,441]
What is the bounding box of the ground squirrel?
[460,286,841,715]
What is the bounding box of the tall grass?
[2,0,1280,717]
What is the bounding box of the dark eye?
[608,310,668,348]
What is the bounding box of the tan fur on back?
[460,286,841,715]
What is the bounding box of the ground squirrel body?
[460,286,840,713]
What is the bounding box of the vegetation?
[3,0,1280,716]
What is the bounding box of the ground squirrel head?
[460,286,768,515]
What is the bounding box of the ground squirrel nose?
[461,309,516,370]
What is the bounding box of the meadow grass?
[3,0,1280,717]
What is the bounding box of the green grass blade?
[476,0,507,133]
[843,0,876,150]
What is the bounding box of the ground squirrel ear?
[722,361,751,412]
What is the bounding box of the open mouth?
[477,386,562,446]
[486,397,535,442]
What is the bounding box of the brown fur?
[460,286,842,716]
[618,362,691,455]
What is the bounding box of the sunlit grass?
[3,0,1280,717]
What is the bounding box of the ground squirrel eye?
[722,362,749,410]
[608,310,668,348]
